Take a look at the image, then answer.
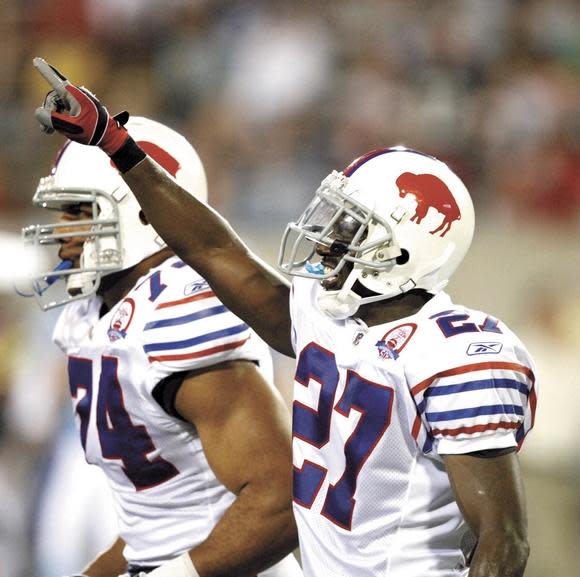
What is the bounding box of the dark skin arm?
[175,360,298,577]
[444,452,530,577]
[82,536,126,577]
[80,361,298,577]
[123,159,294,357]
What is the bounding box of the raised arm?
[123,158,293,356]
[32,57,294,357]
[444,452,530,577]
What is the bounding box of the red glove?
[33,57,145,172]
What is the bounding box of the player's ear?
[139,210,148,225]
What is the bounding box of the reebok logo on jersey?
[466,342,503,356]
[184,279,210,296]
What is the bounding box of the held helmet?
[22,116,207,310]
[278,147,474,319]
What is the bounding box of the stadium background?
[0,1,577,576]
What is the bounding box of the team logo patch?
[466,342,503,356]
[108,297,136,342]
[184,279,210,296]
[375,323,417,360]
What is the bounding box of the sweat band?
[109,136,147,174]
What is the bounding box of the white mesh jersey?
[53,255,300,576]
[290,277,537,577]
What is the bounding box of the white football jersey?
[290,277,537,577]
[53,255,301,576]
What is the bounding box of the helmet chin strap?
[316,290,360,319]
[66,271,98,297]
[317,289,394,320]
[66,249,99,297]
[316,243,457,320]
[316,267,392,320]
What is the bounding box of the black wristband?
[110,137,147,174]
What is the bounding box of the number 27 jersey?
[290,278,537,577]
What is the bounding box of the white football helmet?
[22,116,207,310]
[278,147,474,319]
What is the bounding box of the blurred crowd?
[0,1,578,577]
[0,0,578,227]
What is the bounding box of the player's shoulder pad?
[138,256,210,304]
[404,302,531,384]
[139,257,254,371]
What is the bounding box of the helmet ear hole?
[138,210,148,225]
[396,249,410,265]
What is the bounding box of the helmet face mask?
[29,188,122,274]
[278,147,475,319]
[22,117,207,310]
[279,171,400,281]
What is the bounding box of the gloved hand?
[33,57,145,172]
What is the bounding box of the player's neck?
[356,289,433,327]
[97,248,174,312]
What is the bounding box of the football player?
[24,95,301,576]
[32,58,537,577]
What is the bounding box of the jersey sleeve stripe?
[411,362,535,396]
[516,421,531,445]
[423,378,530,398]
[416,398,426,414]
[155,290,216,309]
[431,421,520,437]
[144,305,228,330]
[143,323,249,353]
[425,404,523,422]
[411,414,434,452]
[411,414,422,439]
[516,382,538,447]
[147,336,250,362]
[529,383,537,426]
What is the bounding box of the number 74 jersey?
[289,278,537,577]
[51,257,277,567]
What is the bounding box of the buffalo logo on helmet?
[396,172,461,237]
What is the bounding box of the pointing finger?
[33,57,70,100]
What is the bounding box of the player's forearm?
[123,156,294,355]
[467,532,529,577]
[444,453,529,577]
[122,157,246,273]
[188,481,298,577]
[82,536,127,577]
